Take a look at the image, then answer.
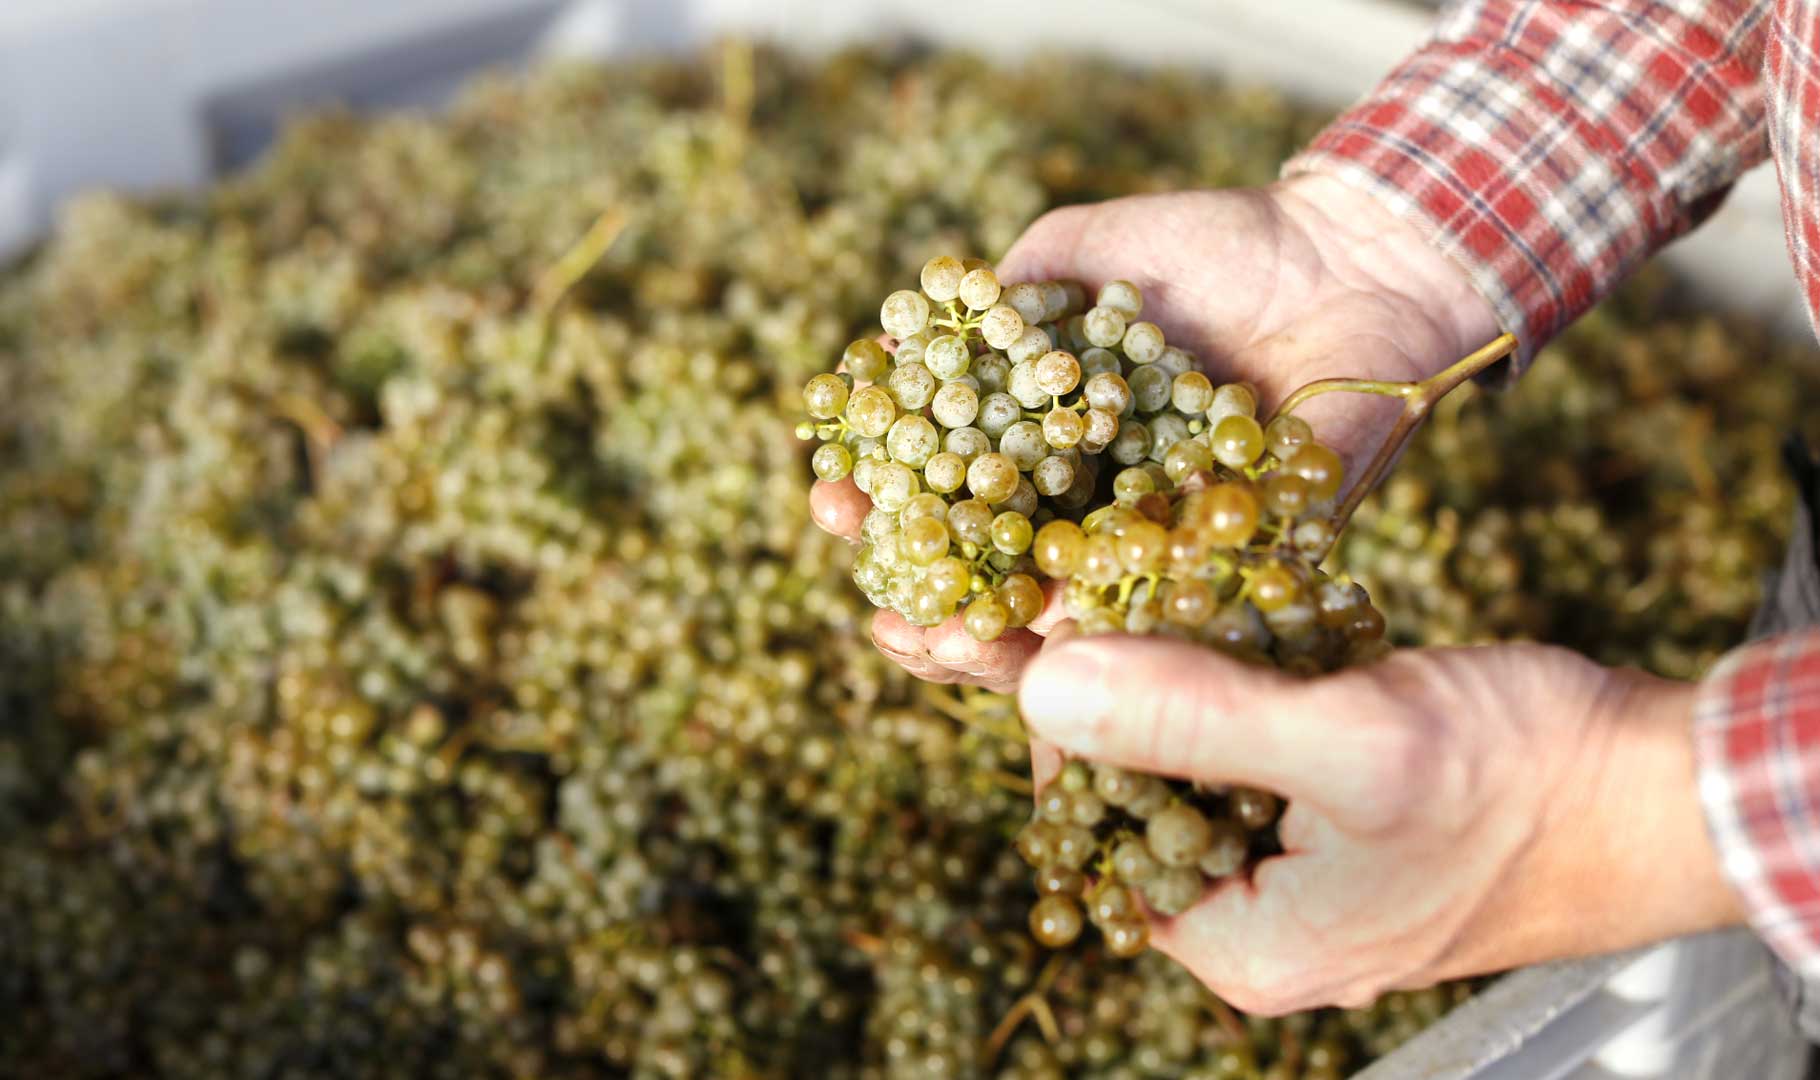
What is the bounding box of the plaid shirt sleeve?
[1696,629,1820,980]
[1284,0,1773,375]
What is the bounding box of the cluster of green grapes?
[803,258,1245,639]
[802,269,1390,956]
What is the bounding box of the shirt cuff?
[1285,6,1769,378]
[1694,630,1820,980]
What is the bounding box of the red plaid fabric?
[1289,2,1820,975]
[1286,0,1773,373]
[1696,631,1820,979]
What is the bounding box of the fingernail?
[1019,644,1111,755]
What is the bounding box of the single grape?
[980,304,1025,351]
[1089,884,1135,925]
[901,492,947,523]
[1051,826,1096,869]
[1110,837,1159,884]
[1293,517,1336,555]
[1083,306,1126,348]
[1171,371,1214,414]
[947,498,995,546]
[1155,345,1194,378]
[881,289,931,339]
[1249,562,1299,612]
[843,338,890,383]
[894,328,933,367]
[1231,787,1281,829]
[1070,791,1107,827]
[1125,777,1170,818]
[1146,803,1214,867]
[966,453,1019,504]
[1199,819,1250,878]
[1108,420,1152,466]
[1287,442,1344,501]
[1004,282,1048,324]
[1262,472,1311,518]
[924,334,972,380]
[1123,321,1166,365]
[999,573,1044,627]
[1079,347,1121,379]
[1265,413,1314,461]
[1103,919,1150,958]
[870,462,920,512]
[1315,579,1361,626]
[1147,414,1191,464]
[973,351,1011,393]
[965,595,1010,641]
[925,557,972,603]
[1096,280,1143,320]
[1028,895,1084,948]
[845,385,897,438]
[1113,466,1156,504]
[1129,364,1171,412]
[1008,360,1049,409]
[1008,325,1052,365]
[930,382,980,429]
[1082,407,1122,452]
[1206,381,1257,424]
[901,516,951,565]
[1034,350,1082,397]
[990,511,1035,555]
[958,267,1002,311]
[1083,371,1133,414]
[887,361,937,411]
[803,372,852,419]
[1140,866,1204,917]
[1117,521,1168,575]
[1200,482,1260,547]
[1163,439,1214,483]
[1035,866,1086,898]
[1077,534,1123,586]
[944,425,991,461]
[1014,821,1055,865]
[998,421,1048,471]
[1350,603,1387,640]
[1033,520,1086,577]
[886,414,939,467]
[1042,407,1084,450]
[1032,454,1076,496]
[1164,579,1215,625]
[1037,786,1074,824]
[1210,414,1265,469]
[908,583,951,627]
[920,255,966,302]
[923,452,967,494]
[1040,281,1072,322]
[811,442,852,482]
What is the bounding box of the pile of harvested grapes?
[0,43,1813,1080]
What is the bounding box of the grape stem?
[1271,332,1518,558]
[982,954,1066,1066]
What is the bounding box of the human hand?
[1016,634,1742,1014]
[812,175,1501,688]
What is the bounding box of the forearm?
[1286,0,1773,376]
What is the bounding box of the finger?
[1030,740,1065,791]
[1015,635,1392,808]
[1027,577,1070,636]
[925,620,1045,683]
[810,477,869,542]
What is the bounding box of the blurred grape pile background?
[0,43,1810,1079]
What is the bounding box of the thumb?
[1017,635,1366,805]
